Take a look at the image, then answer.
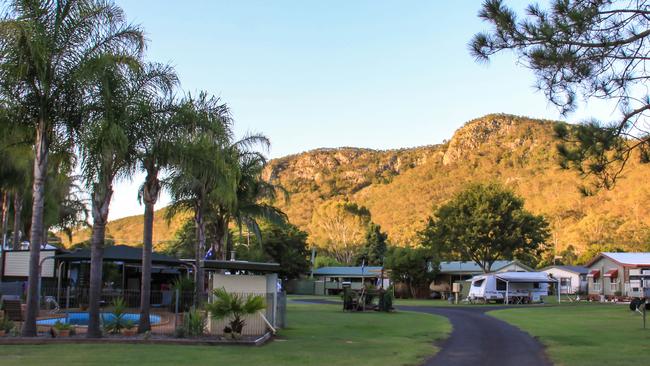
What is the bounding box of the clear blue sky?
[107,0,617,220]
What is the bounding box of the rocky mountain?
[63,114,650,255]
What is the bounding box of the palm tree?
[79,60,175,338]
[207,145,288,260]
[165,93,237,302]
[133,71,181,333]
[0,0,144,336]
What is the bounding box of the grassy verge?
[490,303,650,366]
[2,302,450,366]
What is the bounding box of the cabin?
[540,265,588,294]
[312,266,389,295]
[585,252,650,300]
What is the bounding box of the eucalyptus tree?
[79,60,175,338]
[165,93,236,300]
[134,70,180,333]
[0,0,144,336]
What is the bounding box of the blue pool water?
[36,312,162,326]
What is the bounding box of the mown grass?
[2,302,450,366]
[490,303,650,366]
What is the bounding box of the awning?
[494,272,557,283]
[604,269,618,279]
[194,259,280,273]
[587,270,600,279]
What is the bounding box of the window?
[533,282,540,289]
[472,279,484,287]
[592,279,601,292]
[560,278,571,287]
[496,280,507,291]
[610,280,618,292]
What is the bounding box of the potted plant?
[53,321,72,337]
[122,320,137,336]
[205,288,266,339]
[0,317,14,336]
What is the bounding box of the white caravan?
[468,271,558,304]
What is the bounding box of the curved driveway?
[294,299,552,366]
[399,305,551,366]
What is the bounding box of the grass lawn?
[2,302,450,366]
[490,303,650,366]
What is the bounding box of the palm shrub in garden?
[205,288,266,338]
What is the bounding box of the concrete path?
[293,299,552,366]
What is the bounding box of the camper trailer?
[468,272,558,304]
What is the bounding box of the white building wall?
[3,250,56,278]
[541,268,581,294]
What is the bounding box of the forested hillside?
[63,114,650,256]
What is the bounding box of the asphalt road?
[294,299,552,366]
[399,305,552,366]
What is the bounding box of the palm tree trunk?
[138,171,159,333]
[22,120,49,337]
[12,191,23,249]
[87,183,113,338]
[1,191,9,248]
[195,211,205,305]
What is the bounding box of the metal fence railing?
[33,287,285,337]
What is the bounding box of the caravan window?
[533,282,540,289]
[496,280,507,291]
[472,279,484,287]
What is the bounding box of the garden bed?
[0,332,273,346]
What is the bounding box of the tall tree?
[309,200,371,265]
[0,0,144,336]
[424,183,550,272]
[207,146,287,261]
[470,0,650,189]
[79,60,174,338]
[358,223,388,266]
[165,93,236,302]
[384,246,437,298]
[134,67,179,333]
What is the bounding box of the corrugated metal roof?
[602,252,650,265]
[542,265,589,275]
[313,266,383,276]
[439,260,515,273]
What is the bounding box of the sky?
[107,0,619,220]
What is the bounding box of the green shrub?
[103,297,129,334]
[53,320,72,331]
[205,288,266,338]
[0,317,15,332]
[182,307,206,337]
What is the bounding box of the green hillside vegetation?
[62,114,650,259]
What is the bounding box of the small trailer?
[468,271,559,304]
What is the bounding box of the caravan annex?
[468,272,558,304]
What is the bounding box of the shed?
[312,266,389,295]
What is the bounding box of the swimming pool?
[36,312,162,326]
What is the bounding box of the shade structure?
[603,269,618,279]
[495,271,557,283]
[587,269,600,280]
[54,245,185,266]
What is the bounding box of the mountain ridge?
[62,113,650,255]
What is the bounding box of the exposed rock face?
[443,114,518,165]
[265,146,439,194]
